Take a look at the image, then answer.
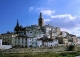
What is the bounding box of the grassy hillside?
[0,51,80,57]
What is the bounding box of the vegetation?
[67,45,75,51]
[0,51,80,57]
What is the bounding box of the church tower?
[14,19,20,34]
[38,13,44,27]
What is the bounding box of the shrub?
[67,45,75,51]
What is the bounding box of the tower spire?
[40,12,42,18]
[16,19,19,27]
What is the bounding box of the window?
[30,39,31,40]
[22,38,23,43]
[30,32,32,33]
[26,38,27,40]
[15,41,16,43]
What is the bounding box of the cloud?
[29,7,34,12]
[51,14,76,21]
[41,10,55,16]
[44,13,80,28]
[35,7,55,16]
[61,26,80,36]
[35,7,80,36]
[44,19,50,22]
[43,10,80,36]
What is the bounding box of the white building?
[0,39,12,49]
[25,25,43,39]
[37,40,42,47]
[61,31,67,37]
[12,35,27,47]
[0,39,2,45]
[27,37,37,48]
[76,37,80,44]
[43,39,58,47]
[0,34,17,45]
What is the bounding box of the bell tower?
[38,13,44,27]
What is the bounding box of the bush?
[67,45,75,51]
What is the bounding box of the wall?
[0,39,2,45]
[43,40,58,47]
[26,30,35,37]
[12,37,27,47]
[27,38,37,48]
[0,45,12,49]
[37,40,42,47]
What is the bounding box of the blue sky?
[0,0,80,36]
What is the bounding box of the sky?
[0,0,80,36]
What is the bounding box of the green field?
[0,51,80,57]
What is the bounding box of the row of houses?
[0,13,79,49]
[0,24,78,48]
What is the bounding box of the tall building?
[38,13,44,27]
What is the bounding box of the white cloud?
[41,10,55,16]
[35,7,55,16]
[51,14,77,21]
[61,26,80,37]
[35,7,80,36]
[44,19,50,22]
[44,13,80,36]
[36,7,49,11]
[61,28,72,34]
[29,7,34,12]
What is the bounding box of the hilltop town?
[0,13,80,49]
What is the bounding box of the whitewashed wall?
[0,39,12,49]
[44,42,53,47]
[37,40,42,47]
[62,32,67,37]
[46,27,51,35]
[23,38,26,47]
[26,31,35,37]
[12,37,27,47]
[27,38,37,48]
[12,37,15,46]
[43,39,58,47]
[77,38,80,44]
[20,38,22,46]
[0,39,2,45]
[0,45,12,49]
[35,30,43,39]
[32,38,37,47]
[15,38,18,46]
[52,33,57,37]
[53,39,58,46]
